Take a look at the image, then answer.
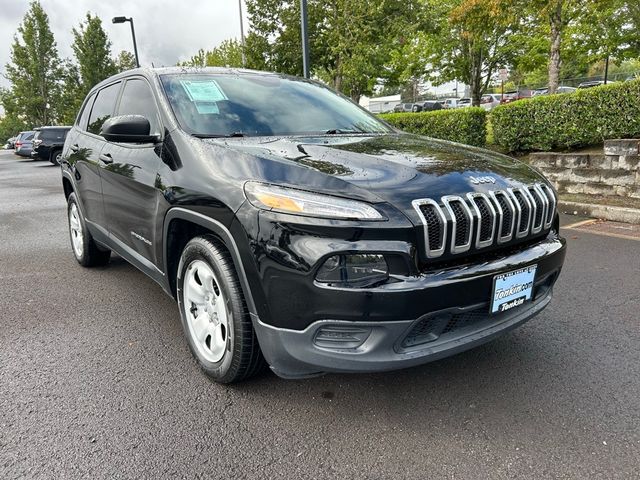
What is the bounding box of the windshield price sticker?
[180,79,228,103]
[491,265,537,314]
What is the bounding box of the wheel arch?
[62,175,74,200]
[163,208,258,316]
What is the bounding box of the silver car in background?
[14,131,35,157]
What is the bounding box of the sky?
[0,0,248,89]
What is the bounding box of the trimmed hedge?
[491,79,640,152]
[380,107,487,147]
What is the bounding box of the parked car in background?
[14,131,35,157]
[456,98,471,108]
[5,136,17,149]
[412,100,443,112]
[577,80,616,89]
[532,86,577,96]
[441,98,459,109]
[60,67,566,383]
[480,94,501,111]
[31,126,72,165]
[500,90,532,104]
[393,103,415,113]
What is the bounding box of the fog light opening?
[314,326,372,350]
[315,254,389,288]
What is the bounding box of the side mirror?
[100,115,159,143]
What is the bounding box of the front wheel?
[177,235,265,383]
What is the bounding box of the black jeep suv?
[60,67,566,383]
[32,126,72,164]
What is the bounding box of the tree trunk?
[470,50,483,107]
[548,0,563,95]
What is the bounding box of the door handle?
[70,144,79,152]
[99,153,113,164]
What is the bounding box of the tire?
[50,149,62,165]
[67,193,111,267]
[177,235,265,383]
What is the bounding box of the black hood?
[205,133,547,221]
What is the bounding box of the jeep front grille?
[413,184,556,259]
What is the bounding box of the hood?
[206,133,547,220]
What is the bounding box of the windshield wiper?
[192,132,246,139]
[324,128,362,135]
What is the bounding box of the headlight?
[244,182,385,220]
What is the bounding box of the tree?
[72,14,117,97]
[114,50,138,72]
[569,0,630,82]
[418,0,526,106]
[0,108,27,143]
[245,0,422,101]
[524,0,600,93]
[2,1,64,126]
[180,39,244,68]
[57,61,83,124]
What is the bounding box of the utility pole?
[300,0,310,78]
[238,0,246,67]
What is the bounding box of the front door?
[100,77,164,267]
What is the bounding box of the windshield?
[160,73,391,137]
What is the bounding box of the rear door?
[65,81,122,231]
[100,76,163,266]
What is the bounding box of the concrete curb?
[559,200,640,224]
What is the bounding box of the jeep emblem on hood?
[470,176,497,185]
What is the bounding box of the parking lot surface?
[1,150,639,479]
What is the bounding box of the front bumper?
[252,235,565,379]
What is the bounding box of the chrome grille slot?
[529,185,547,234]
[412,199,446,258]
[489,191,515,243]
[509,188,532,238]
[413,183,556,259]
[467,193,496,248]
[538,184,556,229]
[443,196,473,253]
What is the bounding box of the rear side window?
[117,78,160,134]
[88,82,121,135]
[77,93,96,131]
[23,132,34,141]
[41,129,67,141]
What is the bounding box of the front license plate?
[491,265,537,314]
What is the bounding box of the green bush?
[380,107,487,147]
[491,79,640,152]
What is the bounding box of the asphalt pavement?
[1,150,639,479]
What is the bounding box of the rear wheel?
[177,235,265,383]
[67,193,111,267]
[50,149,62,165]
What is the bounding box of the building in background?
[359,94,401,114]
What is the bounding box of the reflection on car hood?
[205,133,547,216]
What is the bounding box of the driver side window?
[117,78,161,135]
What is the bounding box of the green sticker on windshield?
[180,79,228,103]
[194,102,219,114]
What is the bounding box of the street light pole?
[112,16,140,68]
[238,0,246,67]
[300,0,310,78]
